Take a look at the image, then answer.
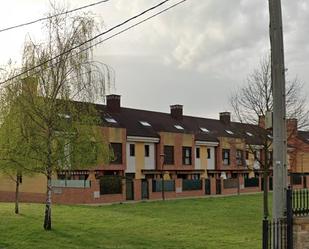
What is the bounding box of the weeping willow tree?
[0,6,112,230]
[0,74,38,215]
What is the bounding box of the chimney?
[258,115,265,128]
[219,112,231,125]
[106,94,121,113]
[170,105,183,120]
[287,118,298,138]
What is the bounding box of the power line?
[0,0,110,33]
[1,0,188,85]
[35,0,188,79]
[1,0,175,84]
[80,0,188,55]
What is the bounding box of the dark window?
[129,144,135,157]
[222,149,230,165]
[100,175,122,195]
[236,150,243,166]
[182,147,192,165]
[245,151,249,160]
[196,147,200,159]
[110,143,122,164]
[207,148,211,159]
[145,145,150,157]
[231,173,238,179]
[164,146,174,165]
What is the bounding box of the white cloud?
[0,0,308,118]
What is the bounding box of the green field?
[0,194,265,249]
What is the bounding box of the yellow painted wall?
[201,146,208,178]
[182,134,192,146]
[221,137,245,148]
[108,127,124,143]
[235,138,244,149]
[220,138,231,148]
[160,132,193,146]
[200,147,208,170]
[162,132,175,145]
[135,142,145,179]
[246,150,255,169]
[0,173,46,193]
[296,153,309,172]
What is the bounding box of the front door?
[126,179,134,200]
[205,179,211,195]
[216,179,222,194]
[141,179,149,199]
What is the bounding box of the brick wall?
[294,217,309,249]
[0,191,45,203]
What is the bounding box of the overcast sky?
[0,0,308,119]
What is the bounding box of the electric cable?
[0,0,110,33]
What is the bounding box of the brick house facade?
[0,94,308,204]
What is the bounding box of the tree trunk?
[43,169,52,230]
[263,170,269,218]
[44,132,53,231]
[14,172,21,214]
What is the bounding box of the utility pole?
[268,0,287,221]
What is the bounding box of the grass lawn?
[0,194,265,249]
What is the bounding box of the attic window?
[225,130,234,135]
[200,127,210,133]
[246,132,253,137]
[140,121,151,127]
[105,117,117,123]
[174,125,184,130]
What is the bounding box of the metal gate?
[126,179,134,200]
[216,179,221,194]
[262,187,294,249]
[205,179,211,195]
[141,179,149,199]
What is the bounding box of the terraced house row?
[1,94,309,204]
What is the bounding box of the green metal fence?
[51,179,91,188]
[152,180,175,192]
[182,179,202,191]
[244,177,259,188]
[223,178,238,189]
[100,176,122,195]
[292,188,309,216]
